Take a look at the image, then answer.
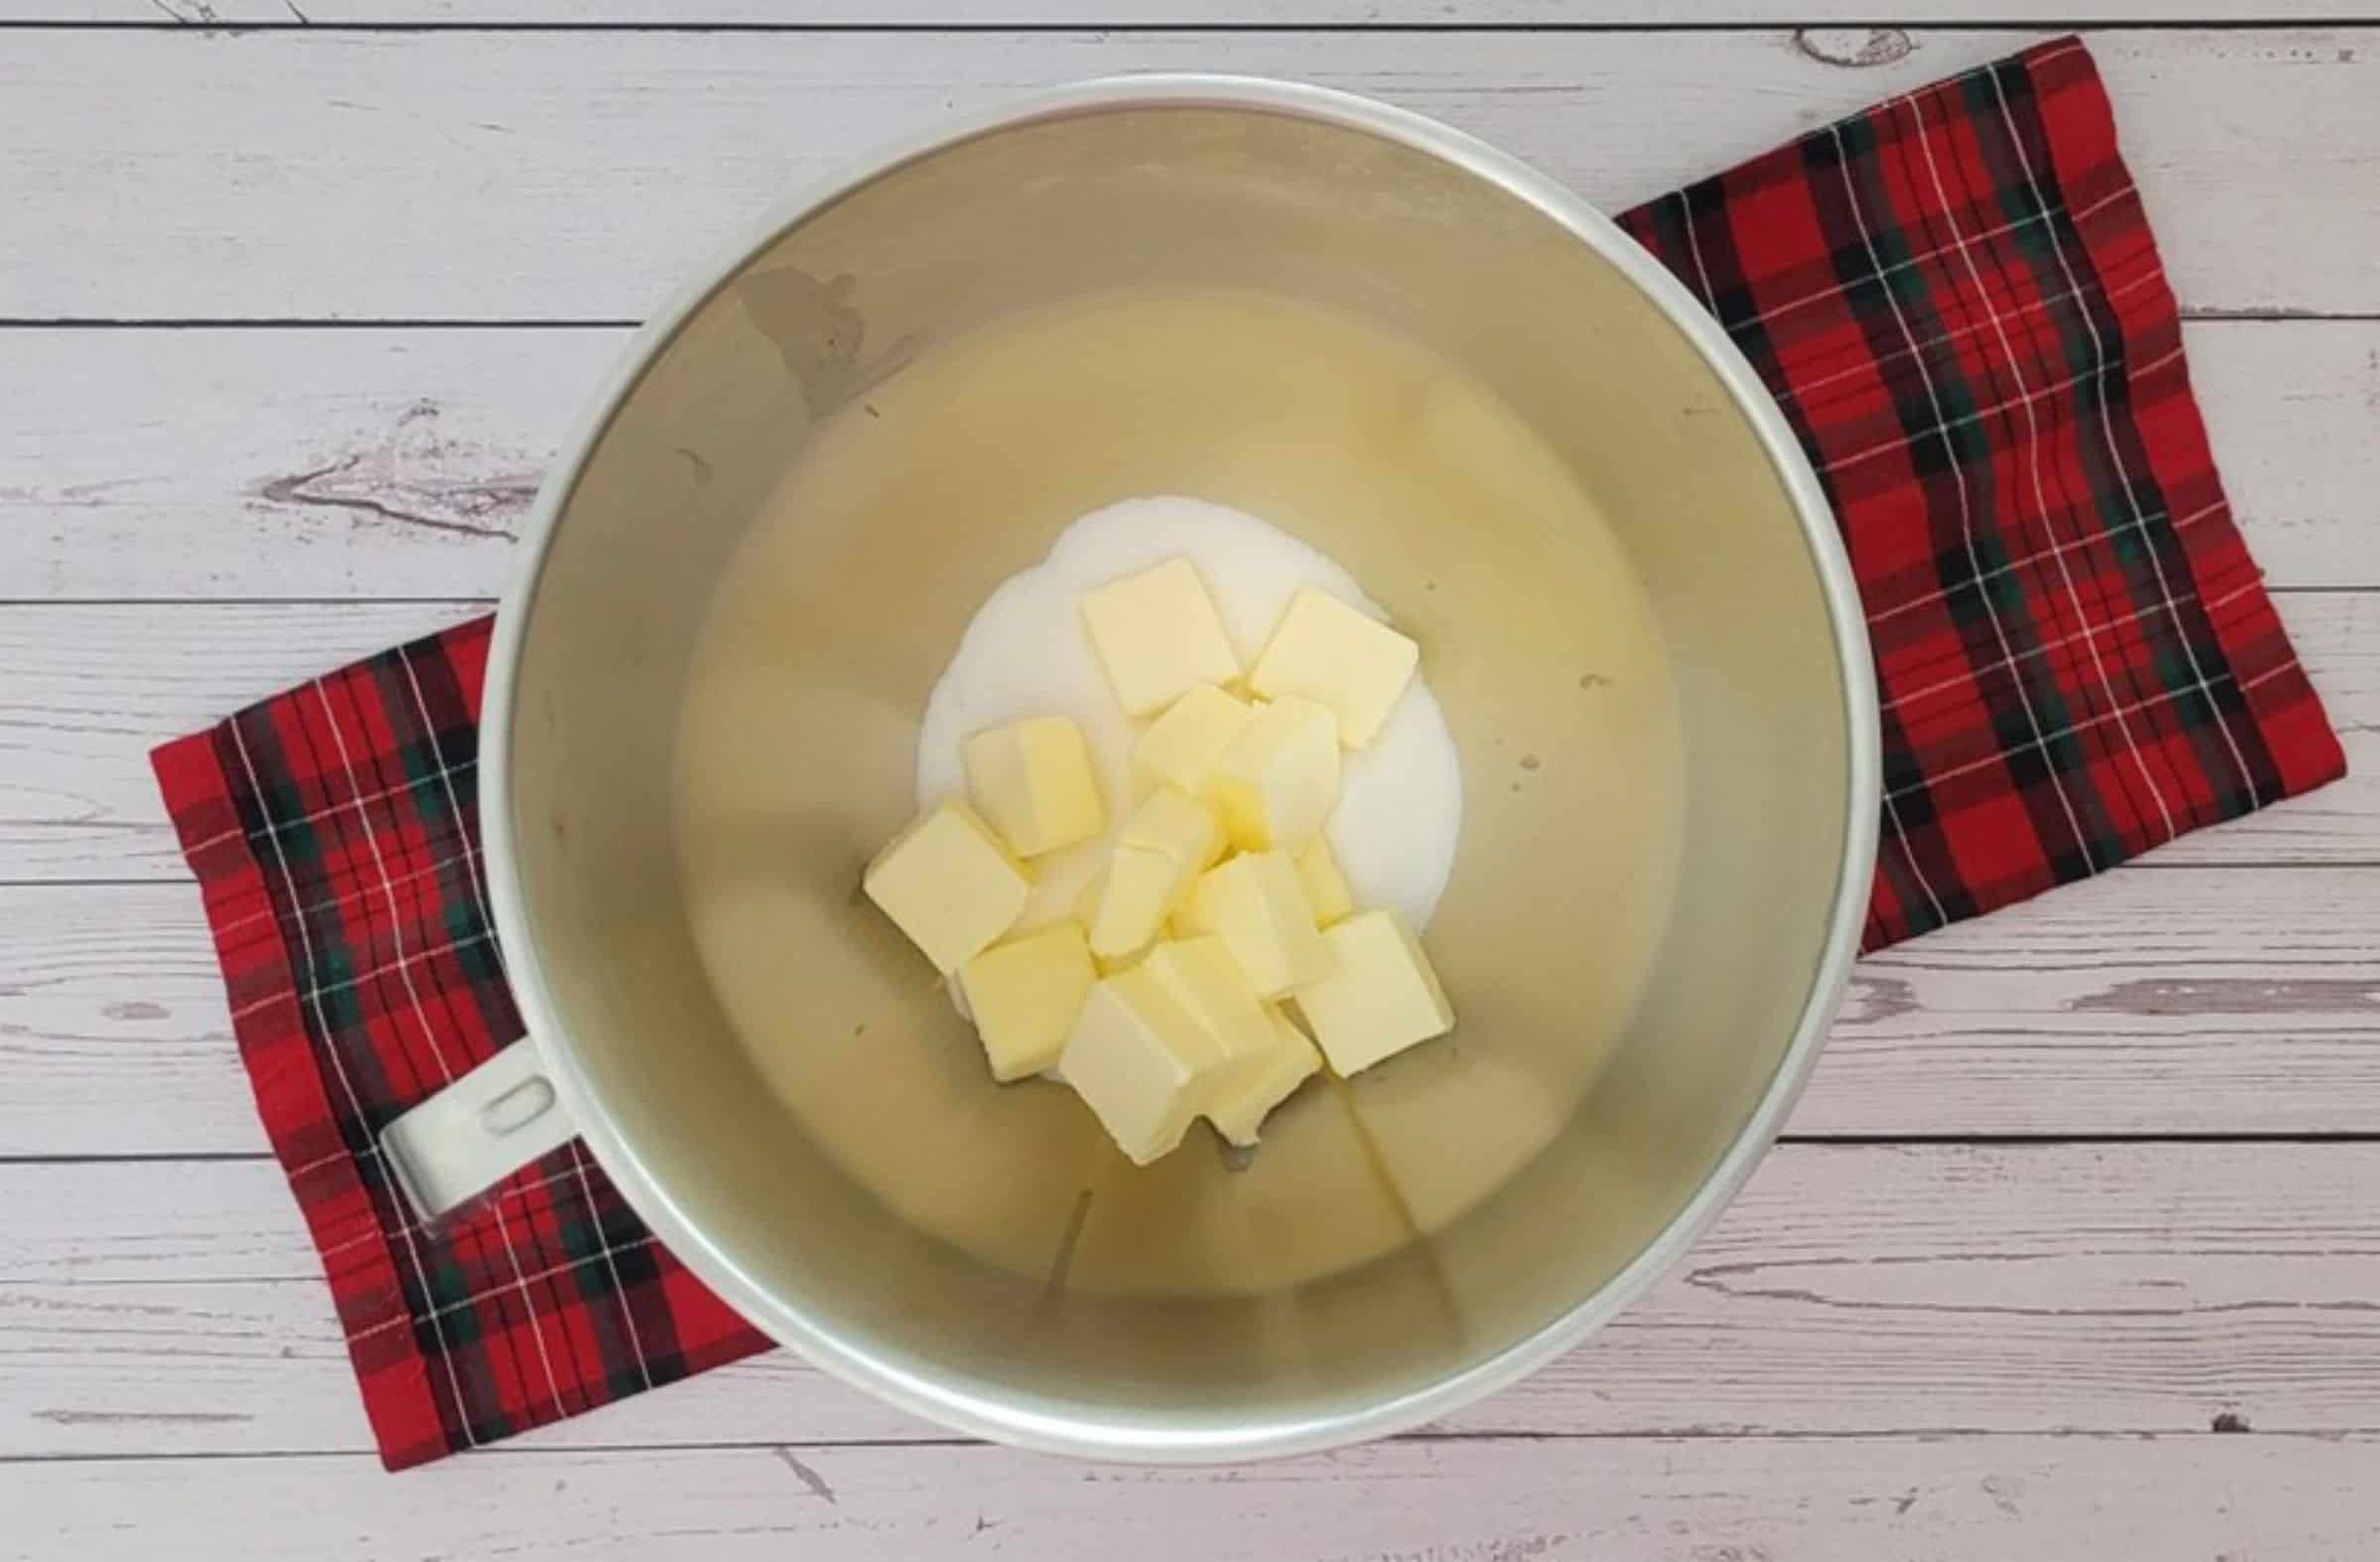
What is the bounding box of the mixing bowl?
[387,76,1879,1460]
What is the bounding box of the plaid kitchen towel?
[1614,35,2340,944]
[152,35,2343,1469]
[151,619,772,1468]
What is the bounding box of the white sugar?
[915,495,1462,932]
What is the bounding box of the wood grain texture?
[0,329,609,600]
[0,885,261,1157]
[0,10,2369,1548]
[12,1,2380,23]
[4,320,2373,601]
[15,1436,2380,1562]
[2,592,2366,883]
[15,1434,2380,1561]
[1,29,2375,319]
[0,600,475,881]
[1803,861,2380,1134]
[7,1141,2380,1459]
[6,866,2378,1158]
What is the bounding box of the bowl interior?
[499,90,1859,1452]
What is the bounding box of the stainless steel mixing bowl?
[445,77,1877,1460]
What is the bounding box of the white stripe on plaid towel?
[178,755,478,860]
[311,675,567,1422]
[1880,662,2295,805]
[1674,187,1723,316]
[1878,787,1951,929]
[343,1235,661,1345]
[316,1164,583,1261]
[1882,577,2264,721]
[396,638,654,1396]
[1866,498,2226,629]
[226,709,480,1450]
[1828,122,2100,876]
[1777,263,2165,412]
[229,929,497,1021]
[396,644,498,973]
[1818,343,2187,479]
[211,840,483,942]
[1903,91,2179,844]
[1987,67,2264,818]
[491,1202,569,1416]
[565,1140,655,1391]
[212,842,483,937]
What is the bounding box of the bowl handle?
[376,1040,578,1225]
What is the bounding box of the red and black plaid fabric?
[152,620,770,1470]
[1615,37,2341,945]
[153,36,2342,1470]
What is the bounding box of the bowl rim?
[479,72,1884,1463]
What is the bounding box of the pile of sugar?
[915,495,1463,932]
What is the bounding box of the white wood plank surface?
[0,601,473,882]
[6,865,2378,1159]
[8,1141,2378,1460]
[2,29,2375,320]
[1,10,2372,1554]
[10,1,2379,26]
[7,595,2364,884]
[6,319,2374,601]
[12,1433,2376,1562]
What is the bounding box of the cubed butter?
[958,921,1096,1082]
[1210,695,1340,852]
[1011,852,1087,935]
[1080,558,1241,717]
[1137,937,1275,1076]
[962,715,1106,857]
[1207,1007,1323,1146]
[1295,835,1356,927]
[1294,908,1455,1075]
[1130,684,1254,801]
[1071,866,1108,924]
[1177,850,1330,999]
[1060,967,1233,1164]
[1140,935,1280,1098]
[861,799,1029,975]
[1071,868,1137,972]
[1086,787,1223,961]
[1248,587,1420,749]
[1088,845,1178,960]
[1120,784,1226,873]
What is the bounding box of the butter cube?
[1131,684,1255,801]
[1210,695,1340,853]
[1011,851,1088,935]
[1080,558,1241,717]
[1120,784,1226,873]
[1177,850,1330,1000]
[962,715,1106,857]
[1208,1008,1323,1147]
[1072,870,1107,923]
[1295,836,1356,927]
[1249,587,1420,749]
[1088,845,1177,960]
[1086,787,1224,960]
[1072,868,1139,972]
[1060,968,1233,1164]
[958,921,1096,1082]
[862,799,1029,975]
[1141,936,1279,1095]
[1295,908,1455,1075]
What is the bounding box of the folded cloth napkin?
[152,35,2344,1469]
